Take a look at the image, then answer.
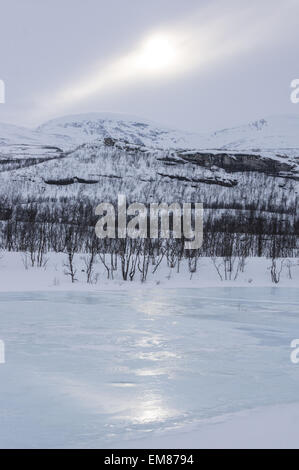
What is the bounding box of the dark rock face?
[177,151,295,176]
[44,177,75,185]
[44,176,100,185]
[157,172,238,188]
[104,137,117,147]
[74,177,99,184]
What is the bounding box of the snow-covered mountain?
[0,112,298,202]
[0,112,200,160]
[0,122,63,160]
[1,113,299,159]
[36,112,202,149]
[204,115,299,151]
[0,112,297,258]
[34,112,299,152]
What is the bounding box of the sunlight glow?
[35,0,290,123]
[136,34,178,72]
[37,30,183,119]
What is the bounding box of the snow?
[0,286,298,448]
[120,403,299,449]
[33,112,299,151]
[207,114,299,151]
[36,112,199,149]
[0,253,298,292]
[2,113,299,158]
[0,111,298,448]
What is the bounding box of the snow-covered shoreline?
[0,252,298,292]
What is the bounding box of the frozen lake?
[0,287,299,448]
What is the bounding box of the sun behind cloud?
[136,33,178,72]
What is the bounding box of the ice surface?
[0,287,298,448]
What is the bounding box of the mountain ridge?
[1,113,299,156]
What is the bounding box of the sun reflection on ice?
[119,392,179,425]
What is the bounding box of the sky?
[0,0,299,132]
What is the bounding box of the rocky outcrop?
[44,176,99,185]
[102,138,298,180]
[44,177,75,186]
[178,151,296,176]
[104,137,117,147]
[176,150,297,177]
[157,172,238,188]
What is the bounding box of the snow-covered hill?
[0,122,63,160]
[204,115,299,152]
[0,112,297,259]
[1,113,299,159]
[0,112,202,159]
[35,112,299,152]
[36,112,201,150]
[0,112,298,209]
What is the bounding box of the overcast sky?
[0,0,299,131]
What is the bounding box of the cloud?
[27,0,299,124]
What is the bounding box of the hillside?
[2,112,299,157]
[0,112,298,258]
